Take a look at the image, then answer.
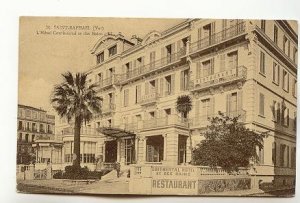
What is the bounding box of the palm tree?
[176,95,193,164]
[51,72,102,169]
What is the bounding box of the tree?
[176,95,193,163]
[51,72,102,169]
[193,112,267,172]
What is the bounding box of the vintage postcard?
[17,17,297,196]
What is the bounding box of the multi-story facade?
[58,19,297,186]
[17,104,62,167]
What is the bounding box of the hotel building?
[17,104,62,167]
[58,19,297,185]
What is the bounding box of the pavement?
[16,170,295,196]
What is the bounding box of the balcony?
[189,21,246,54]
[35,134,62,141]
[102,103,116,115]
[190,110,246,129]
[116,50,185,84]
[61,127,102,136]
[94,77,114,91]
[139,92,161,106]
[191,66,247,92]
[141,114,189,131]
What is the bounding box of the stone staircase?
[101,169,129,183]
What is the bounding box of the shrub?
[58,165,102,180]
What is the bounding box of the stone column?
[143,137,148,163]
[163,134,168,162]
[103,141,106,162]
[135,137,139,163]
[117,139,121,162]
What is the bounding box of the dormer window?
[96,52,104,64]
[108,45,117,57]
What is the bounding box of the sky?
[19,17,298,117]
[19,17,184,116]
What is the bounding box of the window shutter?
[196,62,201,79]
[237,90,243,112]
[177,40,182,53]
[160,78,164,96]
[180,71,184,91]
[226,94,231,115]
[133,60,136,69]
[161,47,165,59]
[210,97,215,116]
[211,58,215,74]
[145,82,149,95]
[195,100,200,123]
[155,79,159,93]
[259,93,265,116]
[171,74,175,93]
[137,85,141,102]
[220,54,225,71]
[171,43,175,54]
[198,27,202,40]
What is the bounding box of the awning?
[97,127,136,139]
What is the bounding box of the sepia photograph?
[16,17,297,197]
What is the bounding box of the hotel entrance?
[105,140,117,163]
[146,135,164,162]
[125,138,135,165]
[178,135,187,164]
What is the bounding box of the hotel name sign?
[150,166,198,194]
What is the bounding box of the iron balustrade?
[94,77,114,90]
[192,66,247,90]
[142,114,189,130]
[190,110,246,128]
[116,50,185,84]
[190,21,246,53]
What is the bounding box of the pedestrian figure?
[114,162,121,178]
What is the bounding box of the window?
[292,78,297,97]
[280,144,285,167]
[18,121,23,130]
[202,59,214,77]
[25,110,31,118]
[260,51,265,75]
[96,52,104,64]
[282,69,289,92]
[283,36,288,55]
[259,93,265,117]
[272,142,277,166]
[277,103,281,122]
[135,85,141,104]
[180,69,189,91]
[293,47,298,64]
[272,101,278,122]
[201,98,211,119]
[165,75,174,95]
[227,51,238,70]
[150,51,156,68]
[261,20,266,32]
[274,25,278,45]
[124,89,129,107]
[282,107,289,127]
[97,73,102,82]
[272,62,280,85]
[291,147,296,168]
[108,45,117,57]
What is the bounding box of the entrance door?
[105,140,117,163]
[125,138,135,165]
[178,135,187,164]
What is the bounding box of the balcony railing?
[116,50,185,84]
[94,77,114,90]
[62,127,102,136]
[190,110,246,128]
[102,103,116,114]
[190,21,246,54]
[139,92,161,105]
[191,66,247,91]
[142,114,189,130]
